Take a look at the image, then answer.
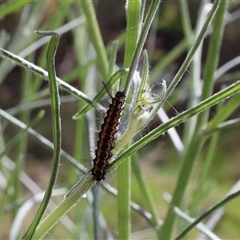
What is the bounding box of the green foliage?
[0,1,240,239]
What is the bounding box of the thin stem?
[23,31,61,239]
[110,79,240,173]
[0,47,96,108]
[123,0,160,93]
[175,190,240,240]
[80,0,109,80]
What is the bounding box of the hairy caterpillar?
[91,91,126,181]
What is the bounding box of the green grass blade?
[0,110,44,237]
[123,0,160,93]
[131,154,161,236]
[0,108,86,173]
[0,1,34,19]
[23,31,61,239]
[179,0,192,46]
[73,69,128,119]
[0,47,96,107]
[159,1,226,238]
[33,174,95,239]
[110,79,240,176]
[0,110,44,159]
[108,40,119,78]
[190,132,219,215]
[175,189,240,240]
[118,1,143,238]
[150,39,188,83]
[163,1,220,103]
[203,118,240,135]
[190,102,223,215]
[203,92,240,134]
[174,207,221,240]
[80,0,108,80]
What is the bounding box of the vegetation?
[0,1,240,239]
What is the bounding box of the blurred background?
[1,1,240,239]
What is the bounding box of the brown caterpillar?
[91,91,125,181]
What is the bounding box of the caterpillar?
[91,91,126,181]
